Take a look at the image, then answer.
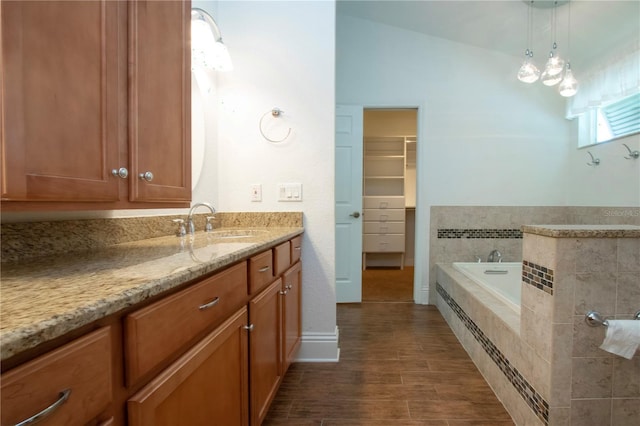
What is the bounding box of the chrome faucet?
[187,202,216,235]
[487,249,502,263]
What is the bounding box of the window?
[596,93,640,143]
[578,92,640,147]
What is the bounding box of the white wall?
[336,14,575,303]
[215,1,338,359]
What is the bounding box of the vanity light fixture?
[191,8,233,72]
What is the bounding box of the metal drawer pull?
[138,171,154,182]
[198,297,220,310]
[279,290,288,295]
[294,246,301,251]
[286,284,293,290]
[244,324,254,332]
[258,266,270,273]
[14,389,71,426]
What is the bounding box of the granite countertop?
[0,227,303,361]
[522,224,640,238]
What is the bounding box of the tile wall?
[429,206,640,304]
[521,231,640,425]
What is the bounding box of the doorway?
[361,108,417,302]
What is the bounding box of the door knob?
[349,212,360,218]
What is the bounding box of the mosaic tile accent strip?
[437,228,523,239]
[436,282,549,425]
[522,260,554,295]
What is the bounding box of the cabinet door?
[282,261,302,374]
[128,308,249,426]
[249,279,282,426]
[128,0,191,203]
[1,327,112,426]
[1,1,121,202]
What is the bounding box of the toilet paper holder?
[585,310,640,327]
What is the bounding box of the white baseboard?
[294,326,340,362]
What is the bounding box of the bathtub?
[452,262,521,312]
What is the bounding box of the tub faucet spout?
[487,250,502,263]
[187,202,216,235]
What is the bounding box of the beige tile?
[570,398,611,426]
[553,273,576,324]
[612,356,640,398]
[612,398,640,426]
[616,272,640,316]
[572,315,609,358]
[554,238,577,274]
[550,323,573,406]
[572,357,613,399]
[617,238,640,273]
[574,272,617,316]
[521,305,552,361]
[548,406,570,426]
[576,238,618,273]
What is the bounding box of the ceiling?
[336,0,640,72]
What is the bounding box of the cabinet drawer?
[363,234,405,252]
[363,196,405,209]
[290,235,302,264]
[363,208,405,222]
[249,250,275,294]
[1,327,112,426]
[273,241,291,276]
[128,307,249,426]
[125,262,247,385]
[364,221,405,235]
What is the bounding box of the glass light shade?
[541,66,564,86]
[558,67,578,97]
[191,12,233,71]
[544,54,564,76]
[517,58,541,83]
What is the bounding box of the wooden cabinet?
[281,261,302,374]
[1,327,113,426]
[0,0,190,209]
[128,308,249,426]
[248,279,283,426]
[2,235,302,426]
[124,262,247,386]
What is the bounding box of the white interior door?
[335,105,363,303]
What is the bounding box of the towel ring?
[259,108,292,143]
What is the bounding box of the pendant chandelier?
[517,0,578,97]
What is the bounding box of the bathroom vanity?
[1,228,303,426]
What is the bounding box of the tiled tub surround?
[0,212,303,361]
[429,206,640,304]
[437,224,640,426]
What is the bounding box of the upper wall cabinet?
[0,0,191,210]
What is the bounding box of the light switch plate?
[250,184,262,202]
[277,183,302,202]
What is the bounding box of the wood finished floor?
[362,267,414,302]
[264,302,514,425]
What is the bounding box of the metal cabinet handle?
[279,290,288,295]
[244,324,254,331]
[258,266,270,273]
[286,284,293,290]
[111,167,128,179]
[198,297,219,310]
[139,171,154,182]
[349,211,360,218]
[294,246,301,251]
[14,389,71,426]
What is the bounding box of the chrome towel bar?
[585,310,640,327]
